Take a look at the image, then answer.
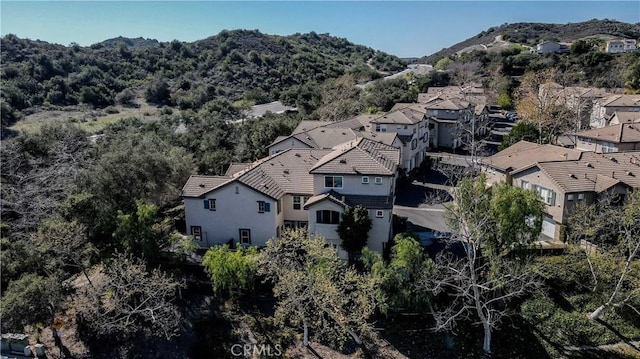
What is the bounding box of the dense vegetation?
[421,19,640,63]
[0,30,408,133]
[1,22,639,358]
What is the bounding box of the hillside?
[421,19,640,64]
[0,30,406,133]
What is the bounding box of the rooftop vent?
[339,159,347,164]
[199,183,205,188]
[294,153,301,157]
[609,157,618,163]
[627,171,635,177]
[569,173,577,179]
[585,163,593,168]
[283,169,289,174]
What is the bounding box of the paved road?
[394,180,451,233]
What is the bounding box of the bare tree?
[73,253,184,340]
[419,176,543,355]
[567,191,640,321]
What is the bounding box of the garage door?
[541,216,556,239]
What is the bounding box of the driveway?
[394,180,451,233]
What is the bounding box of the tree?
[258,229,376,349]
[202,244,258,296]
[145,77,171,105]
[336,205,372,265]
[1,273,62,332]
[316,75,362,121]
[74,252,184,340]
[419,175,543,355]
[515,68,574,143]
[112,200,172,260]
[570,40,591,55]
[567,191,640,321]
[499,121,541,150]
[363,234,434,314]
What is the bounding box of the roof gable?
[310,138,399,175]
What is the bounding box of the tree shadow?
[594,318,640,352]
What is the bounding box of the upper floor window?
[257,201,270,213]
[204,199,216,211]
[324,176,343,188]
[521,180,529,190]
[375,210,384,218]
[411,138,418,150]
[533,185,556,206]
[293,195,310,210]
[316,210,340,224]
[374,177,383,185]
[362,176,370,184]
[602,142,615,153]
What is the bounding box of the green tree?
[258,228,376,349]
[113,201,171,260]
[0,274,62,332]
[624,58,640,94]
[420,175,543,355]
[202,244,258,296]
[363,234,434,314]
[570,39,591,55]
[336,205,372,265]
[434,57,453,71]
[499,121,541,150]
[145,77,171,105]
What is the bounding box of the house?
[417,95,475,149]
[590,95,640,128]
[609,111,640,125]
[482,141,640,240]
[245,101,297,119]
[305,138,400,257]
[181,137,400,258]
[605,39,637,53]
[536,41,569,54]
[574,123,640,153]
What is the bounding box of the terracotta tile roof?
[303,190,393,209]
[601,94,640,108]
[611,111,640,124]
[310,138,399,175]
[358,131,399,146]
[236,149,333,198]
[370,108,425,124]
[482,140,582,172]
[224,162,253,177]
[575,123,640,143]
[181,175,232,198]
[523,151,640,193]
[325,117,368,130]
[292,120,332,134]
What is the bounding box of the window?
[204,199,216,211]
[602,142,615,153]
[375,210,384,218]
[533,185,556,206]
[411,138,418,150]
[277,199,282,214]
[257,201,270,213]
[568,194,575,201]
[235,186,239,194]
[578,193,584,200]
[324,176,343,188]
[374,177,383,185]
[293,196,309,210]
[362,176,370,184]
[316,210,340,224]
[521,180,529,190]
[239,229,251,244]
[404,125,408,130]
[191,226,202,241]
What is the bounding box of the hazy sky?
[2,1,639,57]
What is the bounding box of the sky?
[1,1,639,58]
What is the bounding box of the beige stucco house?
[575,123,640,153]
[482,141,640,240]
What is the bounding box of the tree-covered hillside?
[0,30,407,131]
[421,19,640,64]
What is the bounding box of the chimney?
[612,171,615,179]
